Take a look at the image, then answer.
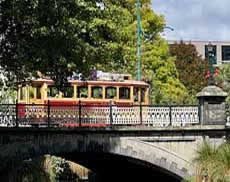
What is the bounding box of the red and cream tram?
[16,72,149,127]
[18,72,150,105]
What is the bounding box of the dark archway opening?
[61,152,183,182]
[0,151,184,182]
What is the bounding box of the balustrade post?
[79,100,82,127]
[139,102,143,125]
[47,100,51,127]
[15,99,19,127]
[198,104,201,125]
[169,105,172,126]
[109,100,113,126]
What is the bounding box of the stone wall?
[0,128,227,180]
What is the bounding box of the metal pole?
[208,53,215,85]
[15,99,19,127]
[47,100,50,127]
[207,43,215,86]
[169,105,172,126]
[198,104,202,125]
[136,0,141,81]
[164,26,174,31]
[136,0,173,81]
[79,100,82,127]
[109,100,113,126]
[139,102,143,125]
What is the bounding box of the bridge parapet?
[0,104,200,128]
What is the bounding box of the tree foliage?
[0,69,17,103]
[0,0,187,104]
[8,155,90,181]
[169,41,209,104]
[96,0,188,104]
[0,0,124,89]
[143,40,187,104]
[216,64,230,112]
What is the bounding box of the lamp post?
[136,0,142,81]
[136,0,173,81]
[207,42,215,85]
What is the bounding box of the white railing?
[112,107,140,125]
[0,104,200,127]
[111,106,199,127]
[171,106,199,126]
[142,106,170,127]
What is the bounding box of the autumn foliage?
[169,41,209,103]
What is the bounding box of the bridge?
[0,126,228,181]
[0,85,229,181]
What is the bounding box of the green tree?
[8,155,91,182]
[96,0,188,104]
[1,0,187,104]
[216,64,230,115]
[169,41,209,104]
[0,70,17,103]
[143,40,188,104]
[0,0,125,90]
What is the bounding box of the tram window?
[48,86,58,98]
[77,86,88,98]
[91,86,102,99]
[134,87,139,102]
[63,86,74,98]
[20,87,26,100]
[119,87,130,100]
[36,86,41,99]
[106,87,116,99]
[141,88,145,102]
[29,87,34,99]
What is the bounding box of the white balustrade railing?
[0,104,200,127]
[112,106,140,125]
[0,104,17,127]
[171,106,199,126]
[142,106,170,127]
[81,106,110,124]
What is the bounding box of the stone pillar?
[196,85,227,125]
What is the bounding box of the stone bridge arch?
[0,131,195,180]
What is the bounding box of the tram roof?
[29,78,149,87]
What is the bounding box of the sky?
[151,0,230,41]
